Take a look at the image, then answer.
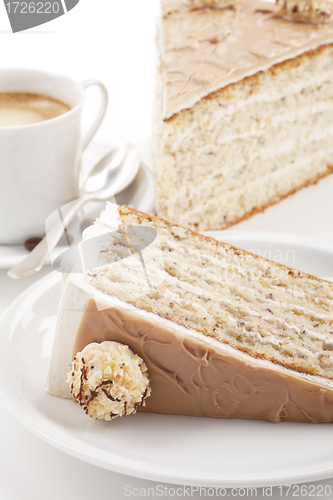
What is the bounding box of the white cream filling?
[82,202,123,240]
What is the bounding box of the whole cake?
[153,0,333,230]
[47,203,333,422]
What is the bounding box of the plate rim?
[1,234,333,487]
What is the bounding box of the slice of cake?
[153,0,333,231]
[47,203,333,422]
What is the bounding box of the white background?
[0,0,159,166]
[1,1,333,499]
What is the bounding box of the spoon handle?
[7,195,92,279]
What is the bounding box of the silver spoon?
[8,143,141,279]
[80,142,135,195]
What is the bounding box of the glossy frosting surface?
[74,298,333,423]
[160,0,333,118]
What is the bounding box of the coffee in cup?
[0,69,108,245]
[0,92,71,127]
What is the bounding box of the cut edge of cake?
[47,203,333,422]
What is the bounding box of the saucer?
[0,142,155,269]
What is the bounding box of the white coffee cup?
[0,68,108,245]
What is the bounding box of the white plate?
[1,233,333,487]
[0,141,155,269]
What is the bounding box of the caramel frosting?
[160,0,333,118]
[72,297,333,423]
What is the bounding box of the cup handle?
[81,78,108,151]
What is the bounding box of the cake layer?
[153,43,333,230]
